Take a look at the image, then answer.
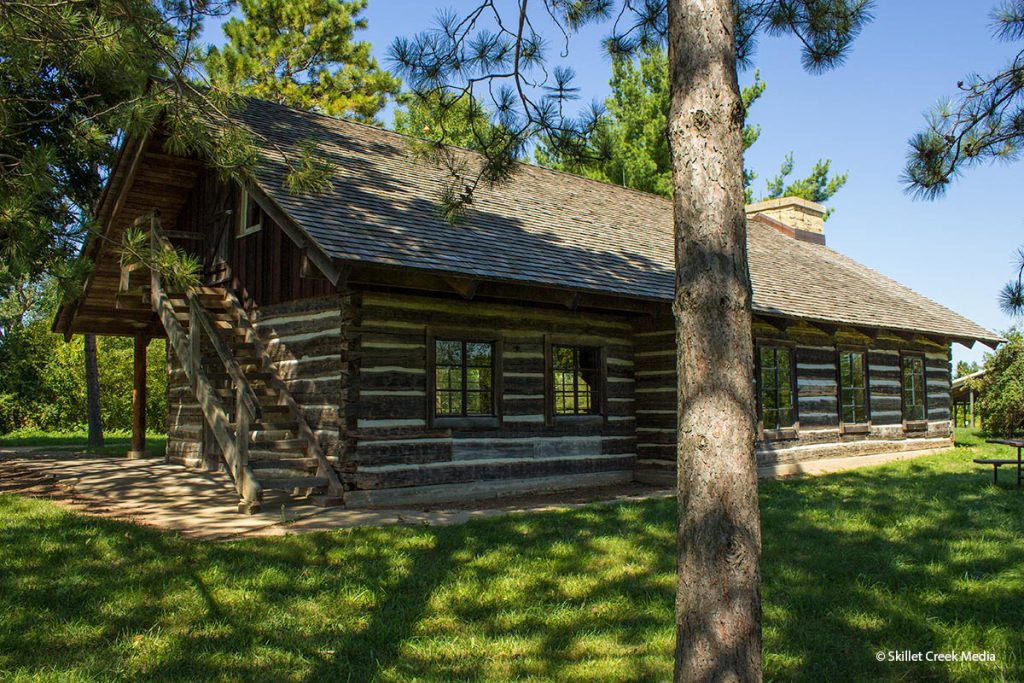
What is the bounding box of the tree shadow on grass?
[2,453,1023,682]
[0,494,679,682]
[760,459,1024,682]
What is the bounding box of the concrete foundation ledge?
[345,470,633,508]
[756,446,950,479]
[635,440,953,485]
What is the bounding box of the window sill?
[553,414,605,426]
[433,416,499,430]
[236,224,262,239]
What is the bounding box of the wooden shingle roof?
[233,98,1001,346]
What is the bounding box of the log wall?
[166,347,205,468]
[634,319,954,485]
[342,291,637,504]
[253,295,345,457]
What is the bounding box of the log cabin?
[54,97,1002,512]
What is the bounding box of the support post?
[128,333,150,459]
[969,388,975,428]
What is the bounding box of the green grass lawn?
[0,429,1021,681]
[0,428,166,458]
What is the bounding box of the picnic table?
[977,439,1024,486]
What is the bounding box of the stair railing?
[189,296,264,498]
[146,213,263,512]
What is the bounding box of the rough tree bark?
[84,333,104,448]
[668,1,762,681]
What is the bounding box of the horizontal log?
[350,453,636,490]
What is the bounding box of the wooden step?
[226,405,290,421]
[207,371,272,383]
[249,404,290,416]
[191,286,229,296]
[173,314,235,330]
[251,420,299,431]
[257,474,328,491]
[249,428,298,441]
[168,292,225,306]
[249,458,319,471]
[214,386,278,398]
[250,438,307,451]
[201,360,262,373]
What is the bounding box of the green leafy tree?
[905,1,1024,197]
[1,0,337,303]
[535,47,847,208]
[955,359,981,378]
[977,327,1024,436]
[205,0,401,122]
[0,0,173,292]
[0,282,166,435]
[391,2,872,679]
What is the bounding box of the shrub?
[978,327,1024,437]
[0,317,167,434]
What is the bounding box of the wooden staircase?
[123,214,344,513]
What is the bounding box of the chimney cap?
[744,196,825,217]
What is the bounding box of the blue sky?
[203,1,1021,367]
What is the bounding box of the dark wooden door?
[202,181,236,286]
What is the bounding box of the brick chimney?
[745,196,826,244]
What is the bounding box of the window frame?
[900,351,928,428]
[836,346,870,430]
[426,330,502,428]
[755,342,798,437]
[544,337,607,424]
[237,189,263,239]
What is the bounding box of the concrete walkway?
[0,451,672,540]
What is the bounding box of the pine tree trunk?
[84,334,104,448]
[667,1,762,681]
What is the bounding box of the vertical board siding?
[174,170,333,307]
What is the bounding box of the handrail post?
[236,384,250,497]
[188,297,201,390]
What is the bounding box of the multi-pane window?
[901,355,927,421]
[435,340,493,417]
[237,190,262,237]
[758,346,795,430]
[838,350,868,424]
[552,345,601,415]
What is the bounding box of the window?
[552,345,601,415]
[838,350,868,424]
[901,354,927,422]
[758,346,795,430]
[237,190,262,238]
[434,340,494,417]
